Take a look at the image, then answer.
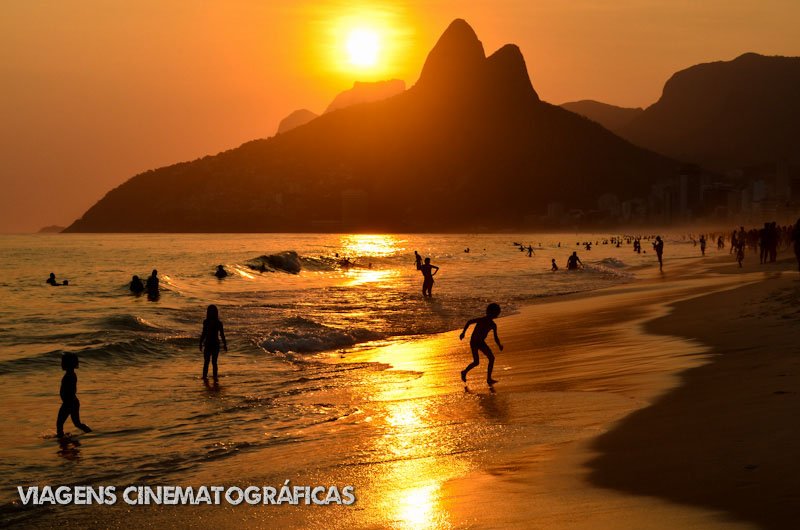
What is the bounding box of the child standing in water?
[56,353,92,438]
[459,303,504,386]
[200,304,227,380]
[419,257,439,298]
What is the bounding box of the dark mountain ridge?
[66,19,677,233]
[620,53,800,170]
[560,100,643,132]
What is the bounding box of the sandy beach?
[12,248,797,529]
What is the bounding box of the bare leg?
[461,345,480,382]
[70,399,91,432]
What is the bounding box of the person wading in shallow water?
[460,303,504,386]
[419,257,439,298]
[56,353,92,438]
[792,217,800,276]
[653,236,664,272]
[200,304,227,381]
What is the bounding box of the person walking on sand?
[56,353,92,438]
[653,236,664,272]
[420,257,439,298]
[460,303,504,386]
[699,235,706,256]
[200,304,227,380]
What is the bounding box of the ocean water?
[0,232,695,520]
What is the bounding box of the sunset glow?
[346,28,380,67]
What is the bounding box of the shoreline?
[9,252,799,528]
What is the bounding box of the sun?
[346,28,380,68]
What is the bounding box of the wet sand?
[14,253,800,529]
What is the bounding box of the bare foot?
[460,370,467,383]
[487,378,498,386]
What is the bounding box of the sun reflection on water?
[340,234,404,257]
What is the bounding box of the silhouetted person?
[566,251,582,270]
[145,269,159,300]
[56,353,92,438]
[793,218,800,275]
[200,304,227,380]
[464,247,470,253]
[527,245,533,257]
[736,244,745,268]
[129,275,144,295]
[699,235,706,256]
[420,257,439,297]
[551,258,558,272]
[653,236,664,271]
[46,272,67,286]
[460,303,504,386]
[214,265,228,279]
[414,251,422,270]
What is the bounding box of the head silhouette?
[206,304,219,321]
[217,265,224,270]
[61,352,79,371]
[49,273,56,279]
[132,275,139,281]
[424,257,431,264]
[151,269,158,277]
[486,303,501,318]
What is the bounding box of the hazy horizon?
[2,0,800,233]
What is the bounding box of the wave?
[95,314,163,332]
[0,337,177,375]
[245,251,302,274]
[596,257,627,269]
[260,316,383,353]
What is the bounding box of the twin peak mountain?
[66,19,675,232]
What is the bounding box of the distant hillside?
[276,109,318,135]
[325,79,406,113]
[620,53,800,170]
[561,100,643,132]
[66,19,677,233]
[37,225,65,233]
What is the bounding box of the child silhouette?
[56,353,92,438]
[200,304,227,380]
[460,303,504,385]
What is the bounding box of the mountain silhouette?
[66,19,677,233]
[325,79,406,113]
[276,109,319,135]
[561,100,643,132]
[620,53,800,170]
[276,80,405,135]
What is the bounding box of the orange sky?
[2,0,799,232]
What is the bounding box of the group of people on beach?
[49,218,800,437]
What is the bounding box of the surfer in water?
[214,265,228,279]
[460,303,504,386]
